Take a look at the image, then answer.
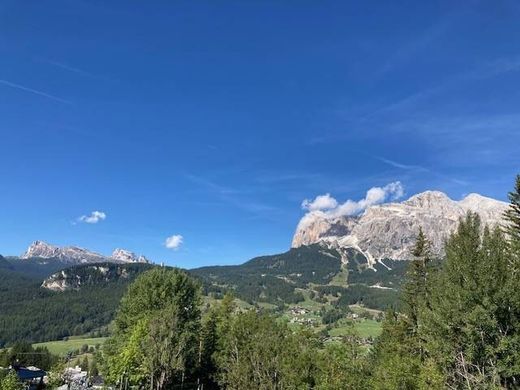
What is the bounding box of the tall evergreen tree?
[370,229,435,388]
[402,227,432,332]
[504,174,520,258]
[369,309,422,389]
[80,355,89,372]
[422,212,520,388]
[90,357,99,377]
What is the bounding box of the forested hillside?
[1,256,72,279]
[192,244,409,309]
[0,262,151,346]
[0,243,410,346]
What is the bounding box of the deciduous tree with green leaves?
[0,371,23,390]
[215,310,318,390]
[315,337,369,390]
[102,267,201,389]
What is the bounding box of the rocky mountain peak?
[403,190,451,208]
[459,193,499,209]
[111,248,150,263]
[20,241,150,264]
[292,190,508,264]
[22,240,60,259]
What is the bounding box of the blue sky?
[1,1,519,267]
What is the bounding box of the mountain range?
[0,189,512,346]
[292,191,508,265]
[9,191,507,271]
[20,240,150,265]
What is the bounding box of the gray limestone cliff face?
[21,241,150,264]
[292,191,508,264]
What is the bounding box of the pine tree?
[422,212,520,387]
[402,227,432,331]
[369,310,421,389]
[370,230,434,388]
[90,358,99,377]
[198,310,219,389]
[504,174,520,257]
[80,355,89,372]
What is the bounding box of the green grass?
[353,319,382,338]
[329,268,349,287]
[349,304,383,316]
[234,298,255,310]
[33,337,107,356]
[329,319,382,339]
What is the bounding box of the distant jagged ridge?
[292,191,508,265]
[20,240,150,265]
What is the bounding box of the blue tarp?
[16,367,46,380]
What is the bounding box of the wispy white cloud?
[346,53,520,129]
[376,156,468,186]
[390,113,520,168]
[376,16,453,77]
[185,173,281,217]
[165,234,183,250]
[77,211,106,224]
[375,157,427,171]
[37,58,95,78]
[312,52,520,177]
[185,174,240,196]
[0,79,71,104]
[466,56,520,79]
[255,172,322,184]
[297,182,404,230]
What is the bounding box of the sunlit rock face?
[21,241,149,264]
[111,248,149,263]
[292,191,508,265]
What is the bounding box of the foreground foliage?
[0,370,24,390]
[0,342,57,370]
[370,176,520,389]
[103,276,370,389]
[99,174,520,389]
[102,267,202,388]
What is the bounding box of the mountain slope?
[0,262,154,346]
[292,191,507,264]
[192,245,344,304]
[0,254,12,269]
[191,244,407,308]
[42,262,153,291]
[4,256,76,279]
